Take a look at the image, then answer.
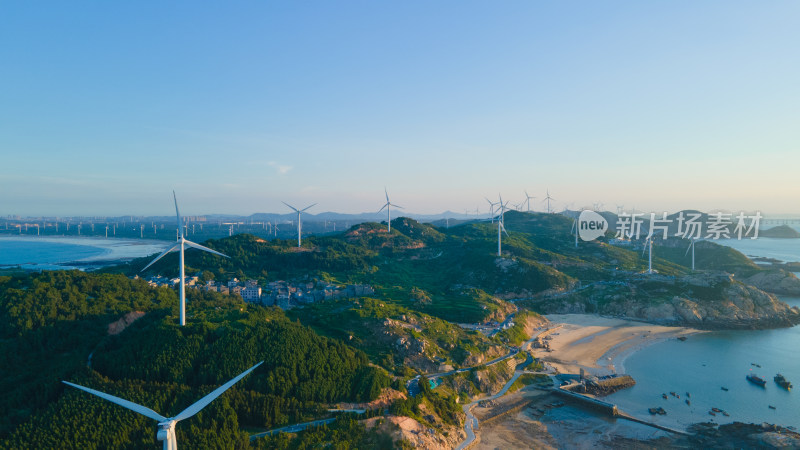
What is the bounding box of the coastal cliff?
[524,272,800,330]
[741,269,800,296]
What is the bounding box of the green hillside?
[0,271,390,448]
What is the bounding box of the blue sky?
[1,1,798,216]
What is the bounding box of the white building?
[241,286,262,302]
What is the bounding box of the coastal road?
[455,326,557,450]
[249,418,337,440]
[406,346,520,397]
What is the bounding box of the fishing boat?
[747,374,767,387]
[774,373,792,390]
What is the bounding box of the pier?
[554,385,689,436]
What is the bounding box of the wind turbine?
[642,234,654,274]
[282,202,316,247]
[543,190,555,214]
[485,197,499,223]
[141,192,229,326]
[378,188,402,233]
[524,191,536,212]
[570,218,579,248]
[497,194,510,257]
[63,361,263,450]
[686,238,699,271]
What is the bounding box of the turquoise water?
[609,231,800,430]
[0,238,108,270]
[608,298,800,430]
[717,237,800,263]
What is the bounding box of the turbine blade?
[62,381,167,422]
[391,203,403,209]
[140,243,180,272]
[300,203,317,212]
[685,241,693,257]
[173,361,263,422]
[173,191,183,238]
[282,202,299,213]
[385,187,389,203]
[184,240,229,258]
[378,203,388,213]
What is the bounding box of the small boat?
[677,336,687,341]
[774,374,793,390]
[648,407,667,415]
[662,393,668,400]
[685,399,691,406]
[670,391,677,397]
[686,392,691,398]
[722,411,730,417]
[751,363,761,368]
[721,386,729,391]
[709,411,716,416]
[769,405,777,410]
[712,407,722,413]
[747,374,767,387]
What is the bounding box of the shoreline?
[0,235,168,268]
[535,314,702,376]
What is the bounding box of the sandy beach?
[535,314,702,376]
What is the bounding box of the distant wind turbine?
[524,191,536,212]
[378,188,402,233]
[543,190,555,214]
[497,194,510,257]
[282,202,316,247]
[570,218,579,248]
[485,197,499,224]
[63,361,263,450]
[686,238,699,271]
[141,192,229,326]
[642,234,654,274]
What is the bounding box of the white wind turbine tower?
[543,190,555,214]
[496,194,510,257]
[642,234,654,274]
[282,202,316,247]
[524,191,536,212]
[570,218,579,248]
[63,361,263,450]
[485,198,499,224]
[141,192,229,326]
[686,238,699,271]
[378,188,402,233]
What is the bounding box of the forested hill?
[0,271,389,448]
[118,212,771,324]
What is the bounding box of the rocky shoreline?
[523,271,800,330]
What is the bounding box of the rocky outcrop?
[369,415,466,450]
[528,273,800,330]
[472,358,516,395]
[462,344,506,367]
[107,311,145,335]
[742,270,800,296]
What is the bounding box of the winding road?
[455,326,557,450]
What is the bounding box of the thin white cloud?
[267,161,292,175]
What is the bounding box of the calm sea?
[0,236,166,270]
[609,238,800,430]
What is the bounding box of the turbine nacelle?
[156,421,175,443]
